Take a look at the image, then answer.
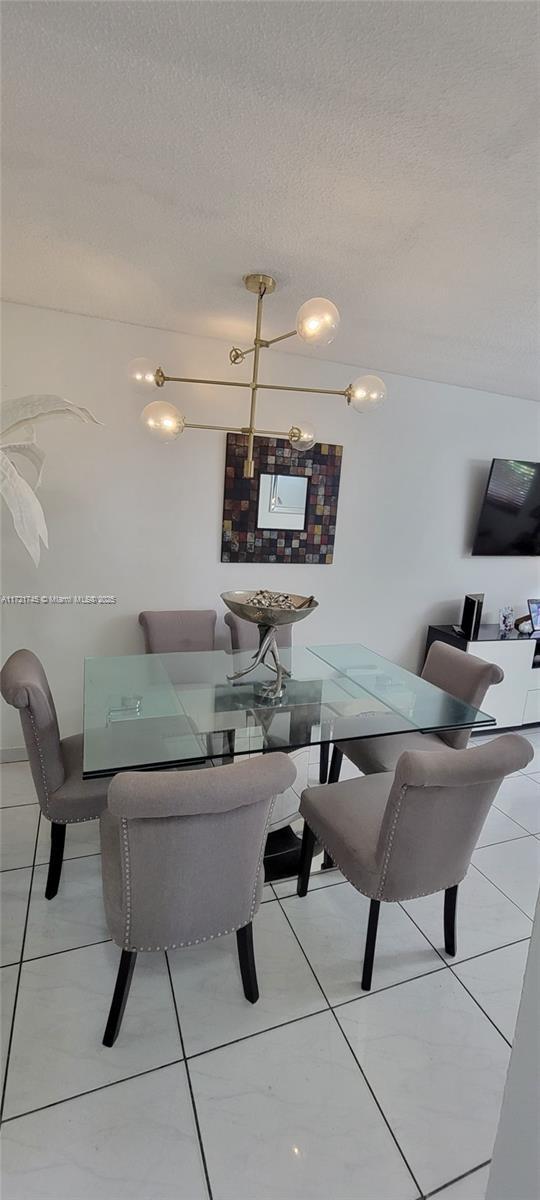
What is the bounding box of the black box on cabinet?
[457,594,484,640]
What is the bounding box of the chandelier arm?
[156,373,346,396]
[156,373,251,389]
[257,382,348,397]
[263,329,297,348]
[184,422,290,436]
[252,428,290,437]
[184,422,244,433]
[232,329,296,359]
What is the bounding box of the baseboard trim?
[0,748,28,764]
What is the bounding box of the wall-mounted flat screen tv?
[472,459,540,556]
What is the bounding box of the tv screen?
[472,459,540,556]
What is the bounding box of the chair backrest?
[138,609,217,654]
[0,649,65,811]
[375,733,533,902]
[422,641,503,749]
[224,612,292,653]
[102,752,296,951]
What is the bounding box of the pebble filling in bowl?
[248,590,298,611]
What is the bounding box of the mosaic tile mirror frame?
[221,433,343,564]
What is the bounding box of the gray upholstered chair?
[100,751,296,1046]
[224,612,292,654]
[0,649,108,899]
[329,641,504,784]
[138,609,217,654]
[138,607,231,754]
[298,733,533,990]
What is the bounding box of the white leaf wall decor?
[0,394,102,566]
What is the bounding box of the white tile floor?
[1,731,539,1200]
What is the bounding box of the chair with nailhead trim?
[297,733,532,991]
[0,649,108,899]
[100,751,296,1046]
[328,640,504,784]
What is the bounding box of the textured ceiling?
[2,1,538,399]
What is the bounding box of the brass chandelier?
[131,273,387,479]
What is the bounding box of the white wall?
[1,300,539,752]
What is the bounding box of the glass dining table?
[83,641,495,877]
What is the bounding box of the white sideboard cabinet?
[425,624,540,730]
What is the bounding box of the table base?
[263,825,303,882]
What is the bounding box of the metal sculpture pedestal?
[227,624,291,699]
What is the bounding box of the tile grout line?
[492,798,539,837]
[271,873,346,900]
[446,934,531,968]
[0,801,41,811]
[0,1059,185,1126]
[399,866,533,965]
[274,890,424,1198]
[0,811,42,1122]
[476,831,531,850]
[331,964,449,1014]
[164,952,214,1200]
[448,969,513,1049]
[396,903,450,969]
[21,937,112,965]
[327,1002,425,1199]
[171,958,452,1047]
[327,1003,424,1200]
[470,861,535,921]
[424,1158,492,1198]
[185,1005,331,1063]
[1,849,101,875]
[396,901,526,1047]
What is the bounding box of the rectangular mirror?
[257,473,308,530]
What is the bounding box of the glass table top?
[82,643,495,778]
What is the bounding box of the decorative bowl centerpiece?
[221,589,318,698]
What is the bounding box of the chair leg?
[103,950,138,1047]
[320,747,343,871]
[44,822,66,900]
[236,923,259,1004]
[328,745,343,784]
[319,742,330,784]
[297,823,316,896]
[361,900,381,991]
[444,885,458,956]
[321,849,335,871]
